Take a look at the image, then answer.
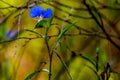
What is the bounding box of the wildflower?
[42,8,52,18]
[30,6,44,18]
[30,6,53,19]
[5,30,16,38]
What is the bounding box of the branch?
[83,0,120,50]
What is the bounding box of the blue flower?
[42,8,52,18]
[30,6,44,18]
[30,6,52,18]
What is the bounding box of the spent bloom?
[30,6,53,20]
[5,30,16,38]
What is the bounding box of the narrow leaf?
[0,22,6,40]
[86,65,100,80]
[25,70,39,80]
[86,65,97,75]
[25,69,49,80]
[56,21,77,42]
[55,51,73,80]
[48,15,54,27]
[79,54,96,67]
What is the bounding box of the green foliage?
[0,22,6,40]
[55,51,73,80]
[79,54,96,67]
[25,70,40,80]
[48,15,54,27]
[34,20,47,29]
[0,0,120,80]
[25,69,49,80]
[34,15,53,29]
[56,21,77,42]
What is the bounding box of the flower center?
[38,15,43,22]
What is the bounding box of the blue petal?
[42,8,53,18]
[30,6,44,18]
[5,30,16,38]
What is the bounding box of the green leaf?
[56,21,77,42]
[25,70,39,80]
[48,15,54,27]
[34,20,47,29]
[0,22,6,41]
[55,51,73,80]
[79,54,96,67]
[86,65,97,75]
[25,69,49,80]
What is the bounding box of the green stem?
[25,29,44,38]
[49,52,53,80]
[44,26,52,80]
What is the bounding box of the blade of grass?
[56,21,77,43]
[55,51,73,80]
[25,69,49,80]
[86,65,100,80]
[25,70,40,80]
[79,54,96,67]
[25,29,44,38]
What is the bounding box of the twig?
[83,0,120,50]
[0,30,120,44]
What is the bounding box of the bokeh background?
[0,0,120,80]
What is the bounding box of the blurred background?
[0,0,120,80]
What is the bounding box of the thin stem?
[44,25,52,80]
[55,51,73,80]
[25,29,44,38]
